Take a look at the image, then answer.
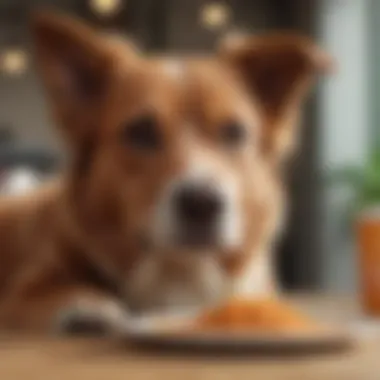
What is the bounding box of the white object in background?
[200,3,231,30]
[0,167,42,195]
[89,0,123,17]
[1,49,28,76]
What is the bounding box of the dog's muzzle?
[152,169,243,252]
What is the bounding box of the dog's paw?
[55,298,130,336]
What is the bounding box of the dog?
[0,11,332,334]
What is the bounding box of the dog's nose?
[174,184,223,225]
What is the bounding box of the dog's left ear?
[220,33,334,163]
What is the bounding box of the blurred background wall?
[319,0,370,292]
[0,0,374,293]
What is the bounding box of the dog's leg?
[0,286,130,335]
[55,291,130,336]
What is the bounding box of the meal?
[191,297,320,333]
[129,298,350,352]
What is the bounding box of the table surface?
[0,295,379,380]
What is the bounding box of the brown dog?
[0,12,332,333]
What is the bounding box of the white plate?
[126,312,354,353]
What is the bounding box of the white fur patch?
[126,255,226,311]
[126,251,275,312]
[162,60,184,80]
[230,252,275,296]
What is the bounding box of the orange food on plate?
[192,298,319,333]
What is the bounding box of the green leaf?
[326,148,380,219]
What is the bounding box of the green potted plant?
[329,149,380,315]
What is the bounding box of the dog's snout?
[153,174,242,250]
[175,184,223,225]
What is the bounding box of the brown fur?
[0,11,332,332]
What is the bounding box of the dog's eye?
[220,121,246,147]
[123,115,161,150]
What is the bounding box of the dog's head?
[32,12,332,275]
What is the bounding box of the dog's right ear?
[31,11,114,144]
[219,33,334,165]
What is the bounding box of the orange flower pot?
[357,213,380,316]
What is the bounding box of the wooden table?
[0,296,379,380]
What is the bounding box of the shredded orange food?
[192,297,318,333]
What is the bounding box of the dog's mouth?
[174,225,222,250]
[145,221,240,254]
